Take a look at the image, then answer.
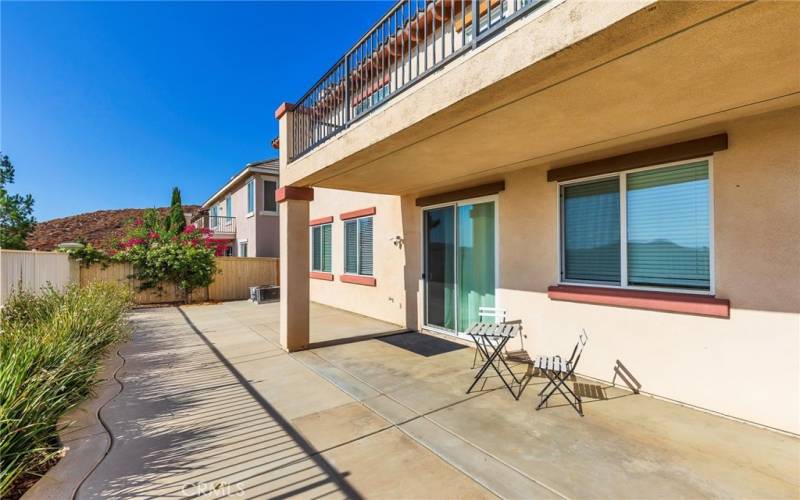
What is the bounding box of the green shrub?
[0,282,133,496]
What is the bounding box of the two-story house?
[273,0,800,436]
[196,159,280,257]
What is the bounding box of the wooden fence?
[1,250,279,306]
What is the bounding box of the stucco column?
[277,186,314,352]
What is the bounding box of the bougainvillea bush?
[113,208,219,301]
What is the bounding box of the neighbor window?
[560,159,711,292]
[344,216,373,276]
[225,195,232,216]
[247,179,255,214]
[263,179,277,213]
[311,223,332,273]
[239,241,248,257]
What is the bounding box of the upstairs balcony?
[288,0,550,163]
[279,0,799,196]
[195,215,236,238]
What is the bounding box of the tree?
[162,186,186,234]
[0,153,36,249]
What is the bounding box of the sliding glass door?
[424,199,496,336]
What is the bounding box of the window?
[209,206,219,230]
[224,245,233,256]
[311,223,332,273]
[239,241,248,257]
[560,159,711,292]
[263,179,277,213]
[247,179,255,214]
[344,216,373,276]
[225,195,232,216]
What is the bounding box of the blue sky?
[1,1,392,221]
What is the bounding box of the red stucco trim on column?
[309,216,334,226]
[340,275,377,286]
[275,102,296,120]
[276,186,314,203]
[340,207,377,220]
[547,285,730,318]
[309,272,334,281]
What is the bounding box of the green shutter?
[358,217,373,276]
[562,178,621,283]
[321,224,332,273]
[344,220,358,274]
[626,161,710,289]
[312,226,321,271]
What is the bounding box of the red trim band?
[547,285,730,318]
[309,216,334,226]
[276,186,314,203]
[275,102,295,120]
[340,275,377,286]
[310,272,334,281]
[340,207,376,220]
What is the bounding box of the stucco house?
[195,159,280,257]
[273,0,799,436]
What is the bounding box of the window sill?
[340,275,377,286]
[547,285,730,318]
[310,272,334,281]
[246,212,255,218]
[260,210,279,216]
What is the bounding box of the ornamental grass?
[0,282,133,496]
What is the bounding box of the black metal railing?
[289,0,548,161]
[197,215,236,234]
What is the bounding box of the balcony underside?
[285,0,799,196]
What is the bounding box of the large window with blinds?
[311,223,332,273]
[559,159,712,292]
[344,216,373,276]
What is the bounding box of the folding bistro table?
[466,322,522,400]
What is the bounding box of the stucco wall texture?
[309,107,800,434]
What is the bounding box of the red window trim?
[340,275,377,286]
[309,216,334,226]
[547,285,730,318]
[310,272,334,281]
[340,207,376,220]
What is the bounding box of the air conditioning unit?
[250,285,279,304]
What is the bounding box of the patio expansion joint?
[294,349,571,500]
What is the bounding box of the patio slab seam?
[293,349,570,499]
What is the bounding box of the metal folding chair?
[466,323,522,400]
[533,330,588,416]
[471,307,507,369]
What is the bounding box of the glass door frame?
[421,194,499,340]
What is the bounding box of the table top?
[466,322,519,338]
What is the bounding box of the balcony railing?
[289,0,548,161]
[197,215,236,234]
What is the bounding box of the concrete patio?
[67,301,798,499]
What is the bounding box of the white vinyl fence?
[0,250,77,306]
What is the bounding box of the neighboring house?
[273,0,800,435]
[26,206,200,252]
[196,159,280,257]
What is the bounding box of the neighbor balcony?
[195,215,236,237]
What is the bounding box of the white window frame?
[556,156,715,296]
[260,175,279,216]
[310,223,332,273]
[238,239,248,258]
[225,195,232,216]
[343,216,374,277]
[246,178,255,217]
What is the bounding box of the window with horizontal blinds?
[562,178,621,284]
[311,224,332,273]
[559,159,712,293]
[343,217,373,276]
[344,220,358,274]
[627,161,709,289]
[358,217,373,276]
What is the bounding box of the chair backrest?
[478,307,507,323]
[567,329,589,368]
